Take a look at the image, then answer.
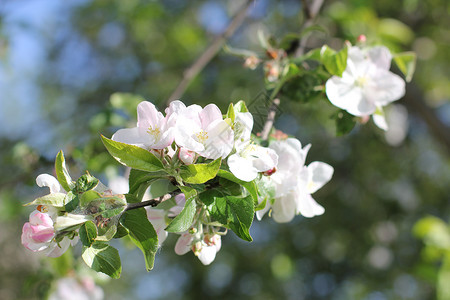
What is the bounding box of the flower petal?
[296,193,325,218]
[272,192,297,223]
[307,162,334,194]
[228,153,258,182]
[112,127,150,149]
[175,233,193,255]
[199,104,223,129]
[369,69,406,106]
[36,174,61,194]
[367,46,392,70]
[197,245,217,265]
[137,101,164,129]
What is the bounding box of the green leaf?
[82,242,122,279]
[79,221,98,247]
[128,169,168,195]
[165,186,197,233]
[207,194,254,242]
[24,193,66,207]
[74,173,99,194]
[393,51,416,82]
[180,158,222,184]
[101,135,164,172]
[55,150,74,191]
[121,208,159,271]
[217,170,258,205]
[226,103,236,122]
[113,223,129,239]
[334,110,356,136]
[64,192,79,213]
[79,190,102,207]
[320,45,348,77]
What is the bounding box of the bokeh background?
[1,0,449,299]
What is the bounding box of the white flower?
[171,101,234,160]
[257,138,333,223]
[112,101,175,150]
[228,112,278,181]
[49,277,104,300]
[326,46,405,118]
[174,232,222,265]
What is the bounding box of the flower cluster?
[21,99,333,276]
[326,45,406,130]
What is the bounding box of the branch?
[260,98,280,141]
[124,192,178,212]
[166,0,255,105]
[296,0,325,57]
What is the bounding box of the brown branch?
[166,0,255,105]
[260,98,280,141]
[125,192,178,211]
[296,0,325,57]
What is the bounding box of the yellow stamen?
[147,126,161,138]
[196,130,209,143]
[355,76,368,87]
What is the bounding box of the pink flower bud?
[357,34,367,43]
[178,148,195,165]
[21,211,55,252]
[243,56,260,70]
[262,167,277,176]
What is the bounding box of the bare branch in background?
[166,0,255,106]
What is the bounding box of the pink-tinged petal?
[199,104,223,129]
[30,225,54,243]
[36,174,61,194]
[165,100,186,119]
[197,245,217,265]
[168,193,186,217]
[46,237,71,257]
[137,101,163,129]
[272,193,297,223]
[175,233,193,255]
[367,46,392,70]
[21,223,50,251]
[179,148,195,165]
[228,153,257,182]
[152,126,175,149]
[307,162,334,194]
[112,127,151,149]
[29,210,54,227]
[369,70,406,106]
[146,208,168,245]
[296,193,325,218]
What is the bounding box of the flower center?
[355,76,369,87]
[196,130,209,143]
[241,143,258,158]
[147,126,161,139]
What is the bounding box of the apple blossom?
[145,208,168,246]
[170,101,234,160]
[174,229,222,265]
[257,138,333,223]
[228,112,278,181]
[49,277,104,300]
[112,101,175,150]
[325,46,405,125]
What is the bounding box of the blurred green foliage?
[0,0,449,299]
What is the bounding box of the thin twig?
[125,192,178,211]
[296,0,325,57]
[260,98,280,141]
[166,0,255,105]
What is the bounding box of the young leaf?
[82,242,122,279]
[55,150,74,192]
[120,208,158,271]
[128,169,168,195]
[320,45,348,77]
[179,158,222,184]
[393,51,416,82]
[79,221,98,247]
[74,173,99,194]
[101,135,164,172]
[207,194,254,242]
[217,170,258,205]
[165,186,197,233]
[24,193,66,207]
[64,193,79,213]
[226,103,236,122]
